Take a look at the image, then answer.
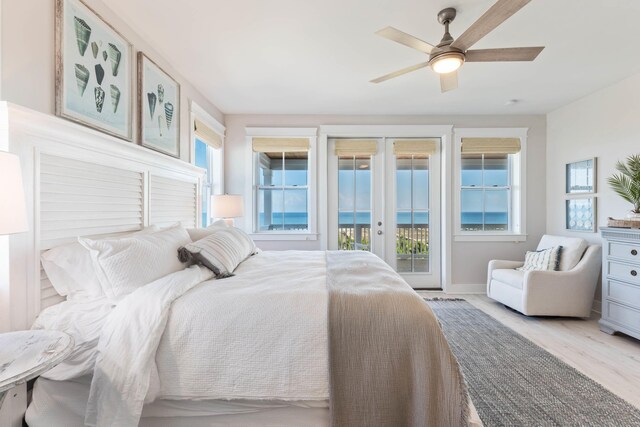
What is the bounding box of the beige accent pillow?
[186,220,230,242]
[178,227,257,278]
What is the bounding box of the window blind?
[461,138,521,155]
[393,139,437,155]
[194,118,222,149]
[334,139,378,156]
[252,137,310,153]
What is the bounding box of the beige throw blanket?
[326,251,470,427]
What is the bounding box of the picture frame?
[137,52,181,158]
[55,0,133,141]
[566,158,597,194]
[566,197,597,232]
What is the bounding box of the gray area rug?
[425,298,640,427]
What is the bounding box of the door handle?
[377,221,382,226]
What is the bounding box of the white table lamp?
[211,194,243,226]
[0,152,28,235]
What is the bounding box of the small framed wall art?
[566,197,597,232]
[566,158,596,194]
[55,0,133,140]
[138,53,181,158]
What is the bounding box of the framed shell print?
[55,0,133,140]
[566,197,597,232]
[566,158,597,194]
[138,53,181,158]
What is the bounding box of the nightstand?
[0,330,73,414]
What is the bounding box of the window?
[248,128,318,238]
[195,138,223,226]
[455,130,526,241]
[257,151,308,231]
[461,153,510,231]
[192,109,224,227]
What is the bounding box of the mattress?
[25,376,330,427]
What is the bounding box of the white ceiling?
[107,0,640,115]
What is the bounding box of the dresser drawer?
[603,300,640,333]
[608,260,640,286]
[605,280,640,309]
[608,241,640,263]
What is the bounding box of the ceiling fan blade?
[370,62,429,84]
[451,0,532,51]
[375,26,434,54]
[440,71,458,93]
[465,46,544,62]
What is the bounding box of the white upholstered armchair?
[487,235,602,318]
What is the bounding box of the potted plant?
[608,154,640,220]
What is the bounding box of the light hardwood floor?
[418,292,640,410]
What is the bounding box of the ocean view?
[260,212,508,225]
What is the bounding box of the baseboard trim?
[446,283,486,294]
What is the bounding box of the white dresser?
[600,227,640,340]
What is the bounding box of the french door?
[327,137,441,289]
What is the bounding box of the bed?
[26,245,474,426]
[2,104,477,426]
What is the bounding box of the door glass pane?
[413,156,429,210]
[484,154,508,187]
[338,158,355,211]
[284,189,308,231]
[258,188,283,231]
[413,211,429,273]
[338,156,371,251]
[396,158,412,210]
[485,189,509,231]
[355,159,371,211]
[396,154,430,273]
[461,189,483,231]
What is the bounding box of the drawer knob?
[632,249,638,256]
[632,270,638,277]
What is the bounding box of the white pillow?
[79,225,192,299]
[517,246,562,272]
[537,235,588,271]
[41,226,158,301]
[178,227,257,277]
[186,220,230,242]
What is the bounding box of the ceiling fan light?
[430,53,464,74]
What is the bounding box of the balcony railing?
[338,223,429,255]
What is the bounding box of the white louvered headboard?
[1,103,205,330]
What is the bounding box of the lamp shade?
[0,151,28,235]
[211,194,244,218]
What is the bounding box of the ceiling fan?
[371,0,544,92]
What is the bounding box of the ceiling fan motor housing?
[429,7,465,72]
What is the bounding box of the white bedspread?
[85,265,214,426]
[69,251,329,426]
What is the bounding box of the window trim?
[245,127,318,240]
[190,101,225,227]
[453,128,528,242]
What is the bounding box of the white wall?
[0,0,223,163]
[547,72,640,308]
[225,114,547,286]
